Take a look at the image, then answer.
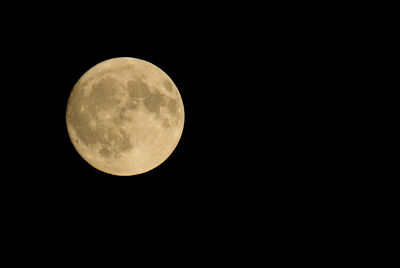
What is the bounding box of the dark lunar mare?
[67,76,134,160]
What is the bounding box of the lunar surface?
[66,57,184,176]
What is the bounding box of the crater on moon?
[66,57,184,176]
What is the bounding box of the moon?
[66,57,184,176]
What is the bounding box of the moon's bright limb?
[66,57,184,176]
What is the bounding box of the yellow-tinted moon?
[66,57,184,176]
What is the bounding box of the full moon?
[66,57,184,176]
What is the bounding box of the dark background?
[3,6,275,252]
[4,6,342,201]
[2,4,364,255]
[4,5,267,210]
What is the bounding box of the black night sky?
[7,10,256,202]
[3,4,351,250]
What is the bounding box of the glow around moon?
[66,57,184,176]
